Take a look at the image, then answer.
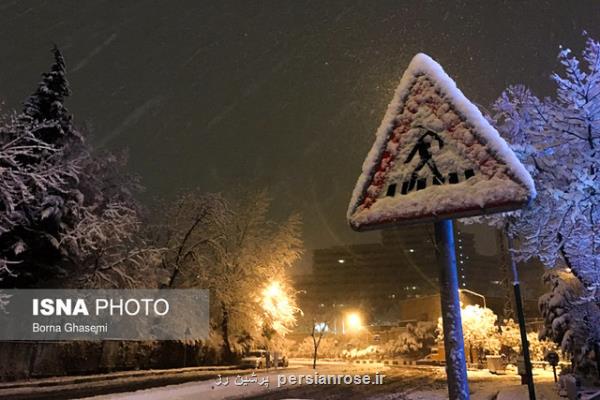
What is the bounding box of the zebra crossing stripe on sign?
[347,53,535,231]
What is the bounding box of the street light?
[345,312,363,333]
[459,288,486,308]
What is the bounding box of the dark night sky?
[1,1,599,271]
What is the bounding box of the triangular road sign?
[347,53,535,231]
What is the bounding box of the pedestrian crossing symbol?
[347,53,536,231]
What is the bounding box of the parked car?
[240,350,268,369]
[416,347,445,366]
[272,351,289,367]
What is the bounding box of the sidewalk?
[0,366,241,400]
[497,382,561,400]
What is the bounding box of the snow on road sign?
[347,53,535,231]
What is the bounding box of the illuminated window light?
[338,259,345,264]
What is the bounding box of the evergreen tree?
[21,45,81,146]
[0,110,80,283]
[1,47,161,288]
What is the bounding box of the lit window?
[338,259,345,264]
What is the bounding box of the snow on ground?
[402,368,560,400]
[70,364,561,400]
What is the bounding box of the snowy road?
[76,365,325,400]
[76,362,440,400]
[76,362,560,400]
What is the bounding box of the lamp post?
[459,288,487,308]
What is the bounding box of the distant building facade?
[294,224,545,331]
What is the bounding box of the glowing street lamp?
[345,312,363,333]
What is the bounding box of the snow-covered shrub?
[342,345,380,359]
[527,331,559,363]
[382,322,437,359]
[497,318,557,363]
[539,268,600,376]
[291,336,340,359]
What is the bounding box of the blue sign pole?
[435,219,470,400]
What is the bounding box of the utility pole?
[506,229,536,400]
[496,229,514,320]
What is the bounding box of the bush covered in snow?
[538,267,600,376]
[381,322,437,359]
[497,318,557,363]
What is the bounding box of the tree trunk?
[469,343,474,364]
[221,302,233,362]
[311,330,321,369]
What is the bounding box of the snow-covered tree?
[21,45,81,147]
[439,305,499,363]
[0,47,161,288]
[488,34,600,377]
[0,111,78,280]
[260,280,301,338]
[309,317,328,368]
[498,319,522,362]
[158,190,228,288]
[162,189,303,361]
[492,35,600,289]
